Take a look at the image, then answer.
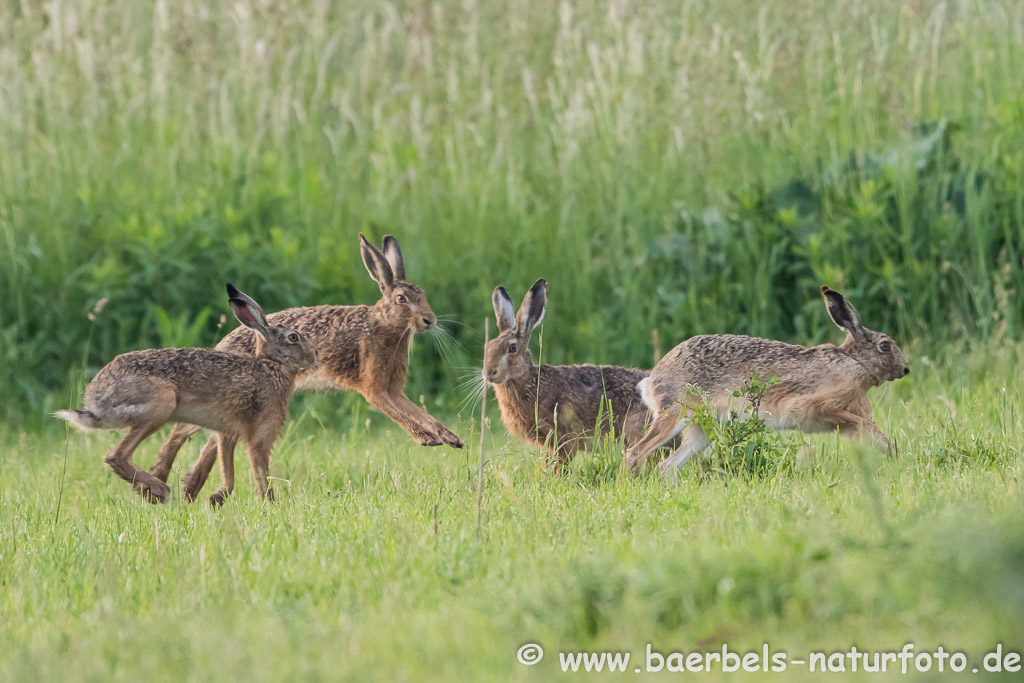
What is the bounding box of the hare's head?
[226,284,317,372]
[360,234,436,333]
[484,278,547,384]
[821,286,909,384]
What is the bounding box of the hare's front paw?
[208,488,231,508]
[438,426,464,449]
[412,427,443,447]
[135,479,170,504]
[182,480,203,503]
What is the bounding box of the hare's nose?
[422,317,433,329]
[902,367,910,376]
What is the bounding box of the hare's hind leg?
[105,425,171,503]
[150,422,201,483]
[658,424,709,483]
[625,410,687,473]
[208,434,238,507]
[103,391,175,503]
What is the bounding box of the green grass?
[3,345,1023,681]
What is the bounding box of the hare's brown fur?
[625,286,910,479]
[151,234,463,503]
[56,285,315,503]
[485,279,664,468]
[492,362,652,465]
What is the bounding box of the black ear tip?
[820,285,832,295]
[358,232,368,243]
[225,283,239,297]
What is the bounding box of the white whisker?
[435,315,471,329]
[434,325,465,352]
[428,327,459,366]
[456,371,489,417]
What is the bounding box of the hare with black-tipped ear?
[150,233,464,503]
[55,285,317,503]
[625,286,910,480]
[484,278,665,469]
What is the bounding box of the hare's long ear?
[226,283,269,338]
[360,233,395,292]
[515,278,547,341]
[382,235,406,282]
[492,286,516,333]
[821,285,867,342]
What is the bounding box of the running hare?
[55,285,316,503]
[485,278,661,469]
[625,286,909,478]
[152,234,463,504]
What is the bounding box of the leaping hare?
[625,286,910,478]
[55,285,316,503]
[485,278,663,468]
[151,234,463,504]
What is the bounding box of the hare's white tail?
[53,409,103,431]
[638,377,655,412]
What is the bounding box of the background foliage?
[3,0,1024,425]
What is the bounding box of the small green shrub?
[690,374,793,476]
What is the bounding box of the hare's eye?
[287,333,299,343]
[879,340,891,352]
[508,343,517,354]
[396,294,407,304]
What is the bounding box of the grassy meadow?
[4,346,1024,681]
[3,0,1024,679]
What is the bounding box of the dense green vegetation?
[3,0,1024,424]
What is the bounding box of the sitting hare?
[625,286,909,478]
[55,285,316,503]
[485,278,664,468]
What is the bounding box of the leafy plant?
[152,306,215,349]
[690,374,790,476]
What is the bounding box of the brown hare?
[625,285,910,479]
[151,233,463,504]
[484,278,661,469]
[55,285,316,503]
